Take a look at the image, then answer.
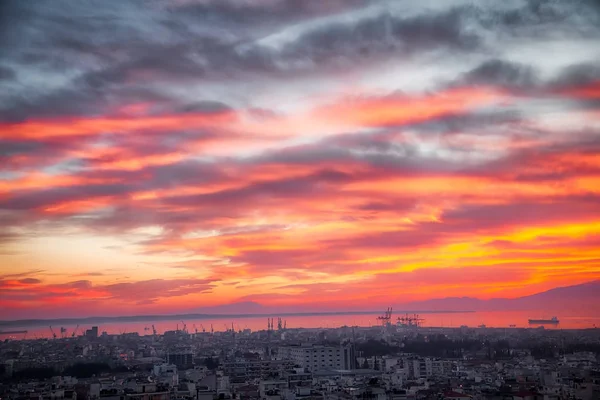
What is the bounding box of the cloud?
[460,59,539,92]
[0,277,220,311]
[0,66,15,81]
[18,278,41,284]
[1,0,600,318]
[101,278,217,301]
[0,270,45,280]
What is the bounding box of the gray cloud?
[2,0,599,123]
[0,66,15,80]
[0,183,130,210]
[460,59,539,91]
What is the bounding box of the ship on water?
[528,316,559,325]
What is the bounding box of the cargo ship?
[528,317,559,325]
[0,330,28,334]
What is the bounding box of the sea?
[2,310,600,340]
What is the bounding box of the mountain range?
[1,280,598,326]
[397,280,600,312]
[191,280,600,314]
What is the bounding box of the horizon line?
[0,309,475,327]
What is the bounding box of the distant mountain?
[399,280,600,312]
[4,281,598,326]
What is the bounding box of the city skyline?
[1,0,600,319]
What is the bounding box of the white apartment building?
[278,344,355,372]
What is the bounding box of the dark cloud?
[0,183,130,211]
[501,0,600,29]
[179,101,232,114]
[75,272,104,277]
[442,196,600,233]
[102,278,217,301]
[165,168,354,208]
[18,278,41,285]
[0,83,109,122]
[57,280,93,289]
[552,62,600,88]
[0,269,45,280]
[169,0,370,26]
[460,59,539,91]
[0,140,44,156]
[243,7,481,74]
[1,0,598,123]
[0,66,15,80]
[404,110,523,134]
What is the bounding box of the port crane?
[49,326,57,339]
[72,324,79,337]
[60,327,67,338]
[397,313,425,328]
[377,307,393,326]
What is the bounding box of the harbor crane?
[397,313,425,328]
[49,326,57,339]
[377,307,393,326]
[60,327,67,338]
[72,324,79,337]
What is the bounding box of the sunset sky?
[1,0,600,320]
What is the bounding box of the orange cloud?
[0,110,235,140]
[316,87,506,128]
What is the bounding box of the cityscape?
[2,309,600,400]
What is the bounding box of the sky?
[1,0,600,320]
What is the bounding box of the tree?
[204,357,220,370]
[13,367,56,381]
[63,363,112,378]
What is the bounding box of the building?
[85,326,98,338]
[282,367,312,389]
[222,359,295,383]
[278,344,355,372]
[167,352,194,369]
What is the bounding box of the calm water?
[2,310,600,339]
